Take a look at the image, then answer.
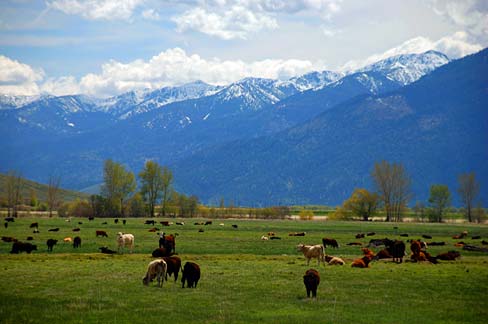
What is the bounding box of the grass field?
[1,217,487,324]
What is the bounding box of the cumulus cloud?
[40,76,81,96]
[0,55,44,96]
[73,47,324,97]
[173,6,278,40]
[340,32,483,71]
[47,0,145,21]
[172,0,342,39]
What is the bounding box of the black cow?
[11,241,37,254]
[322,238,339,249]
[47,239,58,252]
[48,228,60,232]
[303,269,320,298]
[114,219,119,224]
[73,236,81,248]
[30,222,39,228]
[383,238,406,263]
[5,217,15,222]
[99,246,116,254]
[181,262,201,288]
[145,220,155,225]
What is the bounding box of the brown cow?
[351,255,373,268]
[322,238,339,249]
[162,256,182,282]
[303,269,320,298]
[436,251,461,261]
[96,230,108,237]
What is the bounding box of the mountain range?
[2,49,486,206]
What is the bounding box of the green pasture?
[1,217,487,324]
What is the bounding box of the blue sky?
[0,0,486,97]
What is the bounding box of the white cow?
[297,244,324,266]
[116,232,134,253]
[142,259,167,287]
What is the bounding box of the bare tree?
[371,161,411,222]
[47,175,61,217]
[6,170,23,217]
[458,172,480,222]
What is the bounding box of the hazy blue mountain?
[0,50,462,197]
[171,48,488,206]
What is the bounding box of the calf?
[11,241,37,254]
[324,255,345,265]
[47,239,58,252]
[181,262,201,288]
[2,236,17,243]
[72,228,80,232]
[73,236,81,248]
[142,259,167,288]
[96,230,108,237]
[297,244,324,266]
[303,269,320,298]
[322,238,339,249]
[30,222,39,228]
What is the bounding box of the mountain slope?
[171,48,488,206]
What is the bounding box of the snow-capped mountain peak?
[357,50,450,85]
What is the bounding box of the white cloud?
[428,0,488,36]
[47,0,145,21]
[40,76,81,96]
[74,47,324,97]
[172,0,342,39]
[340,32,483,71]
[0,55,44,96]
[173,6,278,40]
[141,9,160,21]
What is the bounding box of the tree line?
[334,160,484,223]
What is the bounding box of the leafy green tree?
[428,184,451,222]
[101,159,136,217]
[160,167,173,217]
[343,188,380,221]
[139,160,164,217]
[458,172,480,222]
[128,193,146,218]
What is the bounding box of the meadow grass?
[0,217,487,323]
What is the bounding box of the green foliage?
[298,209,314,220]
[428,184,452,222]
[342,188,379,221]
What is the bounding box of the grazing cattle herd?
[1,216,486,298]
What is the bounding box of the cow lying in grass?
[351,255,373,268]
[297,244,324,266]
[143,259,167,288]
[324,255,345,265]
